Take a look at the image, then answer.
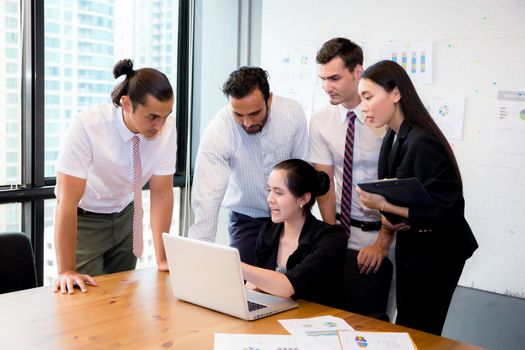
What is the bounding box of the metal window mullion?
[177,0,195,236]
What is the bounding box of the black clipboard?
[357,177,435,224]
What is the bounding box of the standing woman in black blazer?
[356,60,478,335]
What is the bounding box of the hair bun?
[113,59,134,79]
[316,171,330,196]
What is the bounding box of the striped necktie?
[131,135,144,258]
[340,111,357,236]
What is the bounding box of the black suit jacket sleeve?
[405,133,465,230]
[380,124,467,232]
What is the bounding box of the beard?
[241,109,269,134]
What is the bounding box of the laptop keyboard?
[247,300,268,312]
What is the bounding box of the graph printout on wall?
[490,90,525,156]
[262,45,318,116]
[380,41,433,84]
[422,94,466,140]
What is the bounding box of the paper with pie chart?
[421,94,466,140]
[214,333,301,350]
[279,315,354,337]
[338,331,417,350]
[490,90,525,156]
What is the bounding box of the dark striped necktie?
[340,111,357,236]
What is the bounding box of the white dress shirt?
[189,95,309,242]
[55,104,177,213]
[309,103,386,250]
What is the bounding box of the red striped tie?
[340,111,357,236]
[131,136,144,258]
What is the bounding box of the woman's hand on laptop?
[157,260,169,272]
[245,281,261,292]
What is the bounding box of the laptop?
[162,234,298,321]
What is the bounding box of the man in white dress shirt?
[310,38,394,318]
[189,67,308,265]
[53,60,176,294]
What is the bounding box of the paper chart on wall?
[263,46,318,85]
[421,94,466,140]
[379,42,433,84]
[490,90,525,156]
[262,46,318,117]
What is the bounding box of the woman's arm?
[240,262,295,298]
[406,133,464,229]
[356,188,409,218]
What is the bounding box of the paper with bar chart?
[380,42,433,84]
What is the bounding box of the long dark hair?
[361,60,462,184]
[273,159,330,213]
[111,59,173,110]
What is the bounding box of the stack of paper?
[213,316,417,350]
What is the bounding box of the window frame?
[0,0,192,286]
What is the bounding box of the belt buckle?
[361,222,371,231]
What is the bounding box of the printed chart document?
[214,333,301,350]
[279,315,354,337]
[278,316,355,349]
[214,333,339,350]
[338,331,418,350]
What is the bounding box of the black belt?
[77,202,133,217]
[77,208,116,217]
[336,213,381,232]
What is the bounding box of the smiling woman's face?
[266,169,304,223]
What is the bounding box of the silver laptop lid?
[163,234,250,319]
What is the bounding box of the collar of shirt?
[338,104,365,125]
[260,212,320,250]
[116,106,143,143]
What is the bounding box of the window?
[0,203,21,232]
[43,188,182,285]
[44,0,179,178]
[0,0,187,289]
[1,0,21,186]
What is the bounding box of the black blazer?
[254,212,347,308]
[378,121,478,260]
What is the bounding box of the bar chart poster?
[380,42,433,84]
[490,90,525,156]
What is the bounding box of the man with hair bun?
[54,59,176,294]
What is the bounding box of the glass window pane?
[0,203,22,232]
[0,0,21,186]
[43,188,181,285]
[44,0,179,178]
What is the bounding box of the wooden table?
[0,268,484,349]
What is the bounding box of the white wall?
[260,0,525,298]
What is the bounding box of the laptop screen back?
[163,234,249,319]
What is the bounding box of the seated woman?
[240,159,347,308]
